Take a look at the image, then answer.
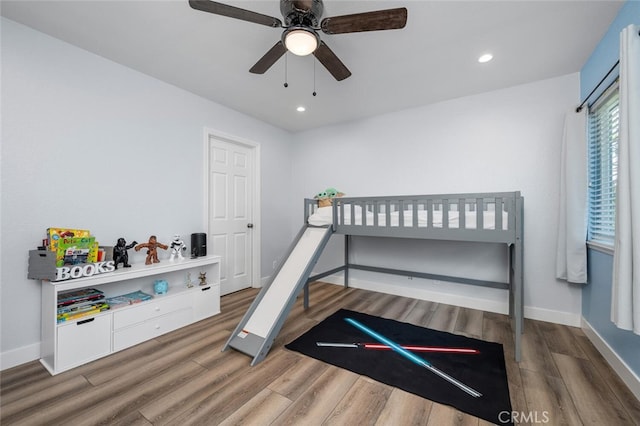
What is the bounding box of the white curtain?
[612,24,640,334]
[556,108,588,283]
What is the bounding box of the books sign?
[56,261,116,281]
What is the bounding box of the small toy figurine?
[186,272,194,288]
[169,234,187,261]
[325,187,345,199]
[314,187,345,207]
[198,272,207,286]
[135,235,168,265]
[113,238,138,269]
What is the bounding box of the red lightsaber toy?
[316,342,480,354]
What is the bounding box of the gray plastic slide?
[223,225,333,365]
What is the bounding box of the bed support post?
[344,235,350,288]
[512,194,524,362]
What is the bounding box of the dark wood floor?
[2,282,640,425]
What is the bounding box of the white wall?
[291,73,583,325]
[1,16,585,370]
[0,18,294,368]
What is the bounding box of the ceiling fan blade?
[313,41,351,81]
[249,41,288,74]
[320,7,407,34]
[189,0,282,28]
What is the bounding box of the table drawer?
[113,307,192,351]
[112,292,192,330]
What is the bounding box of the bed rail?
[306,192,522,244]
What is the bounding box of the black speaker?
[191,233,207,258]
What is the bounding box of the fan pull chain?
[284,53,288,88]
[312,58,317,96]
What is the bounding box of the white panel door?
[209,137,253,295]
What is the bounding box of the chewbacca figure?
[113,237,138,269]
[135,235,168,265]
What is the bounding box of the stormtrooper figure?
[169,234,187,261]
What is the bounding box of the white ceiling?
[1,0,624,132]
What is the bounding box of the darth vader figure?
[113,237,137,269]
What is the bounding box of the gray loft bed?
[303,191,524,361]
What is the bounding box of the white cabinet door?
[57,314,111,371]
[193,284,221,322]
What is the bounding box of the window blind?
[587,85,619,246]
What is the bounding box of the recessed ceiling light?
[478,53,493,63]
[296,106,306,112]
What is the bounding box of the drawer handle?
[77,318,95,325]
[154,307,160,311]
[201,286,211,292]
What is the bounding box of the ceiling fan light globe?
[284,29,318,56]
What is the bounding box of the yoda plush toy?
[328,188,345,199]
[315,187,344,207]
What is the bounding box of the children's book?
[105,290,153,309]
[55,236,97,267]
[57,303,109,323]
[57,301,109,317]
[47,228,91,252]
[57,298,109,314]
[57,288,104,307]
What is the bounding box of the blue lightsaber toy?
[344,317,482,398]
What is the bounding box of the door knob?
[247,223,254,228]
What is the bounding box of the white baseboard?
[0,342,40,372]
[327,274,509,314]
[317,273,582,327]
[581,319,640,401]
[524,305,582,327]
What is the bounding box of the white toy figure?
[169,234,187,261]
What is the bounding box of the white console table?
[40,256,221,375]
